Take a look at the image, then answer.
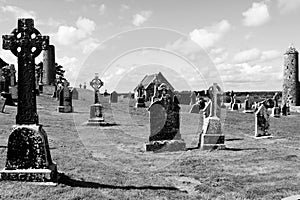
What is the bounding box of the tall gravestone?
[43,45,55,86]
[255,101,272,138]
[146,83,186,152]
[0,18,57,183]
[71,87,79,100]
[243,94,254,113]
[110,91,118,103]
[190,91,196,105]
[271,92,280,117]
[136,84,146,108]
[58,80,73,113]
[87,73,105,125]
[198,83,225,150]
[231,94,238,111]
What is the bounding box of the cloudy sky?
[0,0,299,92]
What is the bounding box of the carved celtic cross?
[208,83,222,118]
[2,18,49,125]
[90,73,103,104]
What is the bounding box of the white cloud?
[1,5,36,19]
[120,4,130,11]
[189,20,231,49]
[132,10,152,26]
[54,16,96,46]
[233,48,280,63]
[278,0,300,14]
[242,2,270,26]
[245,32,253,40]
[56,56,79,85]
[99,4,106,15]
[80,37,100,55]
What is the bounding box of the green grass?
[0,93,299,200]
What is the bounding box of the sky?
[0,0,300,92]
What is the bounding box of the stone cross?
[207,83,222,117]
[273,92,279,107]
[90,73,103,104]
[2,18,49,125]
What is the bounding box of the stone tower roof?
[285,44,298,54]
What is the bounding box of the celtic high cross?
[2,18,49,125]
[90,73,103,104]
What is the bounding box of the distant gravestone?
[231,94,238,111]
[87,73,105,125]
[136,84,146,108]
[58,81,73,113]
[255,103,272,138]
[71,88,79,100]
[189,98,206,114]
[198,83,225,150]
[190,92,196,105]
[146,83,185,152]
[110,91,118,103]
[271,92,280,117]
[0,18,57,183]
[83,82,87,89]
[243,94,254,113]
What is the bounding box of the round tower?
[43,45,56,86]
[282,45,299,106]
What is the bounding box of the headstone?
[103,89,110,97]
[0,18,57,183]
[255,103,272,138]
[83,82,87,89]
[0,94,6,113]
[243,94,254,113]
[71,87,78,100]
[9,85,18,100]
[281,103,287,116]
[35,62,43,93]
[271,92,280,117]
[58,80,73,113]
[229,90,234,108]
[198,83,225,150]
[42,45,56,86]
[110,91,118,103]
[79,83,82,88]
[146,83,185,152]
[189,98,206,114]
[9,64,16,86]
[231,94,238,111]
[190,91,196,105]
[136,84,146,108]
[87,73,105,125]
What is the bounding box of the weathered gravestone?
[71,87,78,100]
[110,91,118,103]
[146,83,186,152]
[83,82,87,89]
[243,94,254,113]
[231,94,239,111]
[136,84,146,108]
[190,91,196,105]
[271,92,280,117]
[254,100,273,138]
[198,83,225,150]
[87,73,105,125]
[58,80,73,113]
[189,97,206,114]
[0,18,57,183]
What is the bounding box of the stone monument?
[146,83,186,152]
[189,97,206,114]
[42,45,56,86]
[271,92,280,117]
[58,80,73,113]
[0,18,57,183]
[243,94,254,113]
[190,91,196,105]
[110,91,118,103]
[255,100,272,138]
[71,87,78,100]
[136,84,146,108]
[87,73,105,125]
[198,83,225,150]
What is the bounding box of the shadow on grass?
[225,138,244,141]
[225,147,266,151]
[58,173,181,191]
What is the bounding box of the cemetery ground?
[0,89,299,200]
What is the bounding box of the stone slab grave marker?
[254,100,273,138]
[110,91,118,103]
[271,92,280,117]
[231,94,238,111]
[198,83,225,150]
[0,18,57,184]
[136,84,146,108]
[71,87,78,100]
[146,83,186,152]
[87,73,105,125]
[58,80,73,113]
[243,94,254,113]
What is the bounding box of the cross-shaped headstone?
[90,73,103,104]
[207,83,222,117]
[2,18,49,125]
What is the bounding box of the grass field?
[0,90,299,200]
